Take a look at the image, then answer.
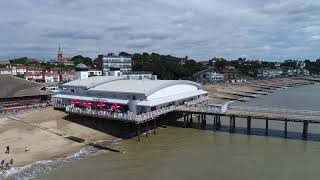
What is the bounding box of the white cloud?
[0,0,319,60]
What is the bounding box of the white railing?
[230,106,320,116]
[53,103,68,109]
[65,105,177,123]
[176,105,224,114]
[184,96,208,106]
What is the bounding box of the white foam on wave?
[0,146,110,179]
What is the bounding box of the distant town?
[0,45,319,86]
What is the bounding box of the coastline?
[0,108,118,178]
[0,77,318,179]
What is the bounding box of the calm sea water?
[36,83,320,180]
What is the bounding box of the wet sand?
[0,108,116,169]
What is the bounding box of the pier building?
[54,64,208,122]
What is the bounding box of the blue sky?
[0,0,320,61]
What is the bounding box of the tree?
[130,52,206,80]
[10,57,29,65]
[119,52,131,57]
[72,55,94,68]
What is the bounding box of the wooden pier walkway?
[175,105,320,140]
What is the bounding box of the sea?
[2,83,320,180]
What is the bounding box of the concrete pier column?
[183,115,187,128]
[154,119,156,135]
[284,119,288,138]
[265,118,269,136]
[197,115,201,126]
[303,121,308,140]
[217,116,221,130]
[137,123,141,142]
[146,122,149,138]
[189,114,193,127]
[186,114,189,127]
[247,116,251,135]
[232,116,236,132]
[213,116,217,130]
[229,116,233,133]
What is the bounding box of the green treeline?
[131,53,206,80]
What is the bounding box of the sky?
[0,0,320,61]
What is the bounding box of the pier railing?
[184,96,208,106]
[175,105,225,114]
[230,106,320,116]
[65,105,176,123]
[53,103,68,109]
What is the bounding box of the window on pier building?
[71,89,75,93]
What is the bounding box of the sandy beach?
[0,108,116,169]
[202,77,316,105]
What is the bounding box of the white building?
[25,71,60,83]
[208,72,224,81]
[54,64,207,116]
[0,68,11,75]
[98,53,132,75]
[88,69,103,76]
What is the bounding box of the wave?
[0,146,109,180]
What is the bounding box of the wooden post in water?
[247,116,251,135]
[265,118,269,136]
[183,115,187,128]
[154,118,156,135]
[303,121,308,140]
[284,119,288,138]
[198,115,201,129]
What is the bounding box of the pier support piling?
[247,116,251,135]
[284,119,288,138]
[154,119,156,135]
[189,114,193,127]
[217,116,221,130]
[229,116,233,133]
[183,115,187,128]
[303,121,308,140]
[265,118,269,136]
[137,124,141,142]
[146,122,149,138]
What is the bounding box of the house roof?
[0,75,50,98]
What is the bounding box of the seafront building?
[95,53,132,75]
[0,75,51,113]
[54,64,208,121]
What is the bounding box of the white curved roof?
[90,79,200,95]
[63,76,125,89]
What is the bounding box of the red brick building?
[222,66,236,79]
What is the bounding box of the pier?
[55,77,320,141]
[64,102,320,141]
[175,105,320,141]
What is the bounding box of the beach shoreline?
[0,108,117,177]
[0,77,318,178]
